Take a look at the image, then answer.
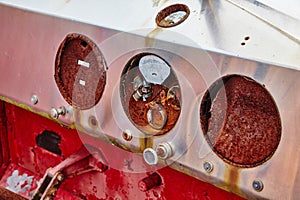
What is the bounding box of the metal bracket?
[32,144,108,200]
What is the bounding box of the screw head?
[30,95,39,105]
[203,161,213,173]
[252,179,264,192]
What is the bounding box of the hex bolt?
[50,106,67,119]
[30,95,39,105]
[138,172,162,192]
[252,179,264,192]
[203,161,214,173]
[156,142,173,160]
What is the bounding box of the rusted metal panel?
[0,1,299,199]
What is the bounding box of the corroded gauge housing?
[200,75,281,167]
[120,53,181,136]
[55,33,106,110]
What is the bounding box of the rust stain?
[139,136,153,151]
[223,165,241,194]
[145,27,162,47]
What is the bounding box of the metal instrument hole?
[55,33,107,110]
[156,4,190,28]
[120,53,181,136]
[200,75,281,167]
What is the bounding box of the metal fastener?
[138,172,162,192]
[203,161,214,173]
[252,179,264,192]
[30,95,39,105]
[143,148,158,165]
[50,106,67,119]
[122,130,133,141]
[156,142,173,160]
[56,173,64,182]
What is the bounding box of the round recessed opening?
[156,4,190,28]
[200,75,281,167]
[120,53,181,136]
[55,33,106,110]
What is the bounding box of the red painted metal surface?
[0,101,244,200]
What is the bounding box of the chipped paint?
[6,170,34,194]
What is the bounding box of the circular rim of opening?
[55,33,107,110]
[200,74,282,168]
[155,4,190,28]
[119,52,182,136]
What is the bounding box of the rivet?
[30,95,39,105]
[203,161,213,173]
[252,179,264,192]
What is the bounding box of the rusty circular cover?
[200,75,281,167]
[120,53,181,136]
[155,4,190,28]
[55,33,106,110]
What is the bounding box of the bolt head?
[203,161,213,173]
[156,142,173,159]
[30,95,38,105]
[50,108,59,119]
[252,179,264,192]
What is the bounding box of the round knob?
[143,148,158,165]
